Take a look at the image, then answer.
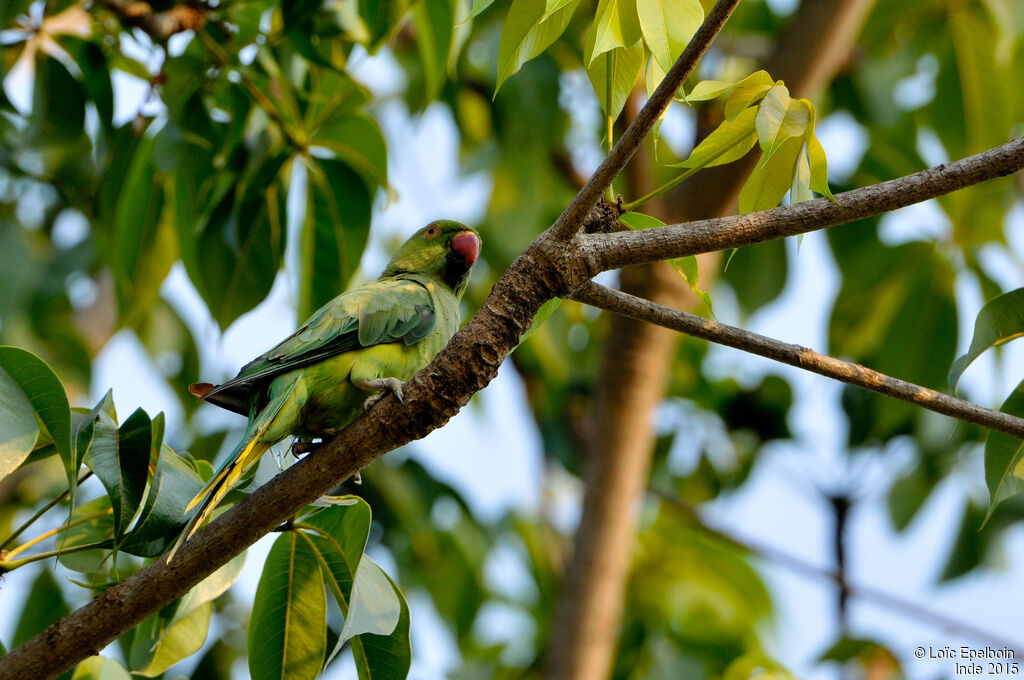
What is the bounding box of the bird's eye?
[425,225,439,238]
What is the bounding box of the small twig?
[654,490,1024,658]
[0,471,93,552]
[583,136,1024,271]
[0,541,110,574]
[3,508,114,562]
[547,0,743,242]
[571,281,1024,440]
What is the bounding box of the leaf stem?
[3,509,114,561]
[622,166,700,211]
[0,542,110,574]
[0,471,94,552]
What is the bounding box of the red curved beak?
[451,231,480,266]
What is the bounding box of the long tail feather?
[166,387,293,562]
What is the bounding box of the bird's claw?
[291,439,321,457]
[361,377,406,412]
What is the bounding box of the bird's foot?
[291,438,321,457]
[357,377,406,412]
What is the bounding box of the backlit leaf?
[585,39,645,119]
[587,0,642,65]
[496,0,581,93]
[982,378,1024,524]
[249,532,327,680]
[637,0,703,72]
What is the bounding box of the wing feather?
[197,277,437,414]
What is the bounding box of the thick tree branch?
[571,281,1024,439]
[582,136,1024,273]
[547,0,741,242]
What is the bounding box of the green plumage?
[168,221,480,559]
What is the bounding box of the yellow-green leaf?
[586,0,643,65]
[669,105,758,170]
[586,39,645,119]
[738,134,804,213]
[636,0,703,72]
[496,0,580,93]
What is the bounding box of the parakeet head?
[383,220,481,295]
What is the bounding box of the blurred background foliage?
[1,0,1024,678]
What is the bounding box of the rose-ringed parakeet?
[168,221,480,559]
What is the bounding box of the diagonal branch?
[546,0,742,242]
[581,137,1024,273]
[571,281,1024,439]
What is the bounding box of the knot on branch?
[582,198,624,234]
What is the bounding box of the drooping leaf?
[620,212,710,311]
[121,445,205,557]
[300,158,373,321]
[586,0,642,66]
[249,532,328,680]
[738,134,803,213]
[496,0,581,93]
[0,347,72,485]
[949,288,1024,391]
[585,39,645,120]
[336,557,402,646]
[412,0,456,102]
[82,408,151,539]
[351,569,412,680]
[636,0,703,72]
[134,602,213,677]
[186,151,290,330]
[755,89,809,159]
[983,379,1024,523]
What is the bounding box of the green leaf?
[0,366,39,483]
[337,557,401,643]
[310,113,388,193]
[0,347,72,485]
[738,134,803,213]
[129,553,244,674]
[412,0,456,102]
[82,408,151,539]
[620,213,710,311]
[585,39,645,119]
[983,379,1024,523]
[249,532,327,680]
[949,288,1024,390]
[351,570,411,680]
[791,145,813,204]
[459,0,496,24]
[803,100,835,202]
[517,298,563,348]
[186,152,290,330]
[755,88,809,159]
[496,0,581,93]
[300,158,373,321]
[121,446,205,557]
[359,0,411,52]
[57,495,116,574]
[13,569,70,647]
[670,104,758,170]
[683,70,774,106]
[587,0,642,65]
[636,0,703,72]
[135,602,213,677]
[71,657,132,680]
[112,132,174,323]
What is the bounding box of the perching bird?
[168,221,480,559]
